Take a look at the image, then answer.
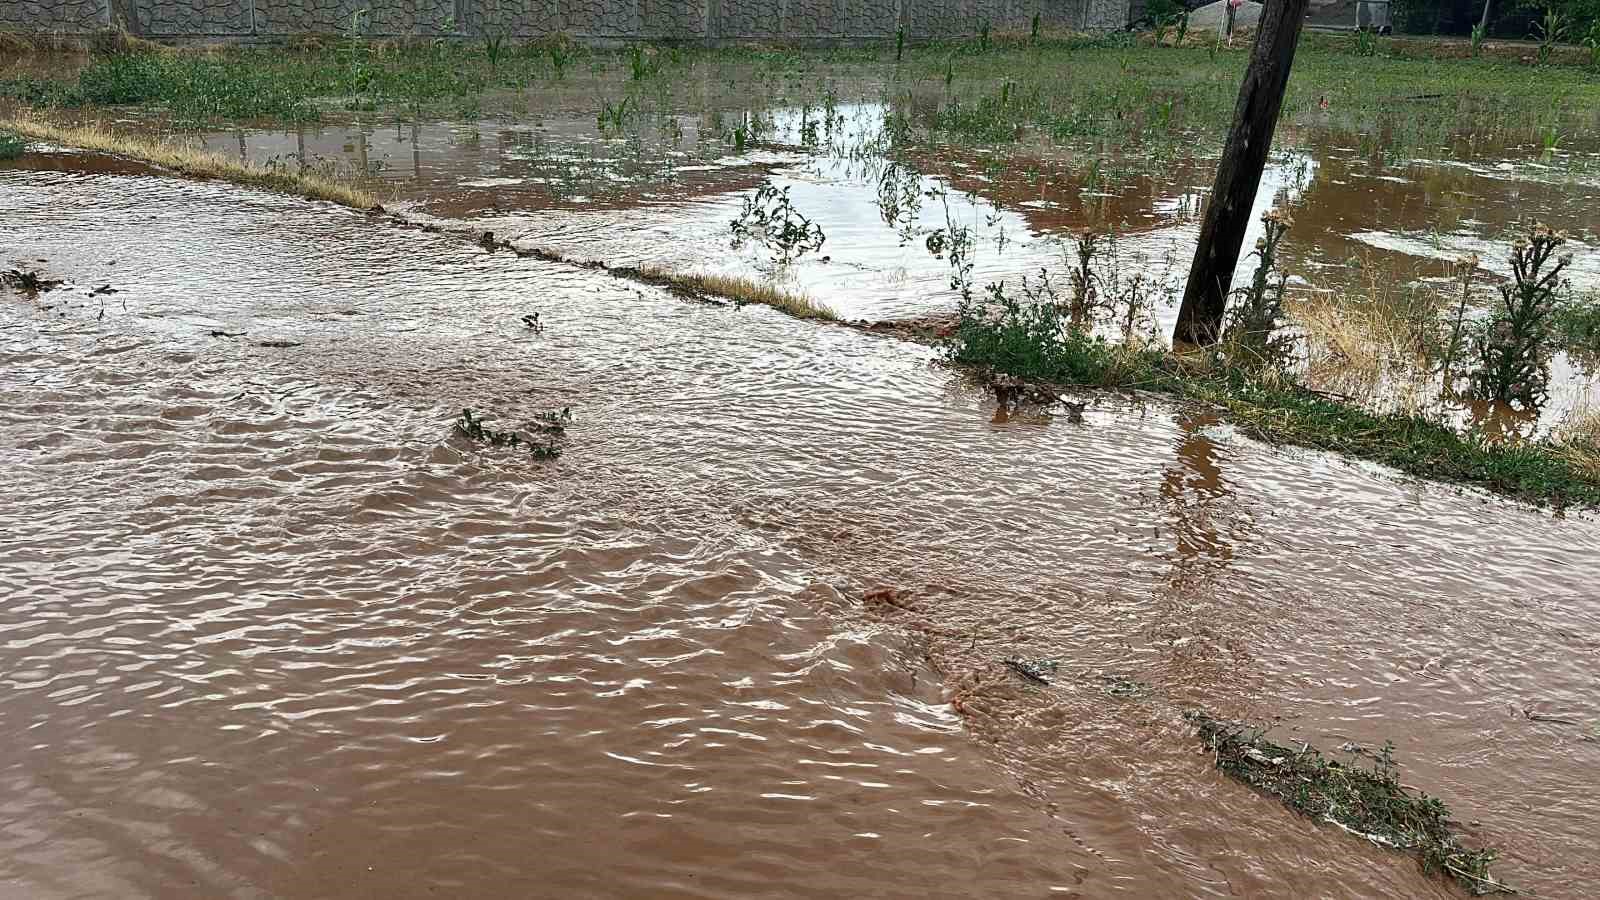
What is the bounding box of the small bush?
[0,130,25,160]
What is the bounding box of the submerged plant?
[1190,714,1511,895]
[875,159,924,243]
[456,407,567,458]
[729,183,826,266]
[627,43,661,80]
[1469,224,1573,409]
[597,95,633,131]
[1066,229,1102,330]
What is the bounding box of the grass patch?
[1190,713,1512,895]
[947,293,1600,507]
[0,115,375,209]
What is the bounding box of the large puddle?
[4,162,1600,898]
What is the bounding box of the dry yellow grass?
[1,115,377,209]
[1290,262,1443,414]
[1554,406,1600,481]
[639,267,837,321]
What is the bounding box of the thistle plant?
[1469,224,1573,409]
[1223,208,1296,367]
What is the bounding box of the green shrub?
[0,130,25,160]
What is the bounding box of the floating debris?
[2,267,64,295]
[1188,712,1512,896]
[1096,674,1150,698]
[1003,657,1057,685]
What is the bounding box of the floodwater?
[4,154,1600,900]
[183,82,1600,428]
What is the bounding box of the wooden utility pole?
[1172,0,1310,348]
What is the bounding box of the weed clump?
[1189,713,1512,896]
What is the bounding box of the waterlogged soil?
[5,161,1600,899]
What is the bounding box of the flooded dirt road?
[4,162,1599,898]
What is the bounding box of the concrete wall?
[3,0,1129,41]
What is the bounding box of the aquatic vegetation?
[1189,713,1512,896]
[1442,253,1480,386]
[0,129,24,160]
[1469,224,1572,409]
[1554,406,1600,480]
[729,183,827,266]
[0,117,376,209]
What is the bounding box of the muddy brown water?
[4,160,1600,899]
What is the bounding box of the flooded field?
[5,155,1600,899]
[162,62,1600,428]
[5,41,1600,900]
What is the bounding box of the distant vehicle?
[1356,0,1393,34]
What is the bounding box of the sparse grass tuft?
[0,116,376,209]
[1190,713,1512,896]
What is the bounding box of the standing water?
[3,150,1599,898]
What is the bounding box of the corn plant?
[1532,8,1568,65]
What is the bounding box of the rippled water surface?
[4,162,1600,899]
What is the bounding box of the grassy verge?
[1190,713,1512,895]
[948,300,1600,507]
[0,115,376,208]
